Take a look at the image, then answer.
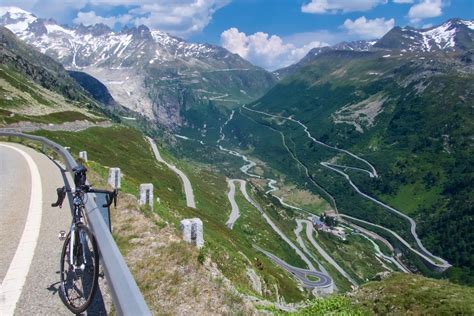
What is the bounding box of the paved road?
[294,220,331,276]
[146,136,196,208]
[225,179,245,229]
[217,109,333,291]
[242,105,378,178]
[298,220,358,287]
[340,214,450,271]
[0,143,72,315]
[241,105,450,271]
[0,143,109,315]
[322,163,451,270]
[254,246,333,289]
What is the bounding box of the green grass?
[285,296,367,316]
[0,108,99,126]
[352,273,474,315]
[316,232,390,284]
[0,66,53,106]
[31,125,310,302]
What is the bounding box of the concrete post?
[180,219,192,243]
[180,218,204,248]
[79,151,88,162]
[108,168,121,189]
[139,183,154,209]
[192,218,204,249]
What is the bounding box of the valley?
[1,5,473,314]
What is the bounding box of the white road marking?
[0,144,43,315]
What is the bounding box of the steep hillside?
[0,6,276,131]
[0,26,116,127]
[285,273,474,315]
[222,20,474,284]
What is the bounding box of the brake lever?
[51,187,67,208]
[113,189,118,208]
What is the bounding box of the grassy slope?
[283,273,474,315]
[351,273,474,315]
[0,65,105,126]
[32,125,309,302]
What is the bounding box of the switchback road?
[147,136,196,209]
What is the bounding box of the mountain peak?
[375,18,474,52]
[75,23,112,36]
[0,6,33,17]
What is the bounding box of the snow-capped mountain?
[374,19,474,52]
[275,19,473,78]
[0,6,276,128]
[0,6,249,69]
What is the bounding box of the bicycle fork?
[69,223,87,271]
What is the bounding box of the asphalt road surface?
[0,143,108,315]
[254,246,333,289]
[146,136,196,209]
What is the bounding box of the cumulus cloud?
[221,28,328,70]
[341,16,395,39]
[301,0,387,14]
[392,0,413,3]
[408,0,444,23]
[128,0,230,37]
[5,0,231,37]
[73,11,132,28]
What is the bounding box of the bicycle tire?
[59,224,99,314]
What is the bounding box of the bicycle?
[52,165,117,314]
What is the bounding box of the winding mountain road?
[254,246,332,289]
[225,179,245,229]
[241,105,450,271]
[218,111,334,291]
[340,214,449,270]
[298,220,358,286]
[146,136,196,209]
[322,162,450,269]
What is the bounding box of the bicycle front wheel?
[59,224,99,314]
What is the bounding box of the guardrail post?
[108,168,121,189]
[139,183,154,209]
[180,218,204,248]
[79,151,88,162]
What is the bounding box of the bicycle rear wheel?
[59,224,99,314]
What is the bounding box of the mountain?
[276,19,474,78]
[374,19,474,52]
[275,40,377,78]
[223,19,474,284]
[0,6,277,129]
[0,25,119,126]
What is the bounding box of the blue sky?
[5,0,474,70]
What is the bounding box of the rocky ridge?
[0,6,276,129]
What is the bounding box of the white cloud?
[408,0,444,23]
[393,0,413,3]
[73,11,132,28]
[4,0,231,38]
[128,0,230,37]
[301,0,387,14]
[221,28,328,70]
[341,16,395,39]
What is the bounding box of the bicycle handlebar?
[51,185,118,209]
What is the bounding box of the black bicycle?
[52,165,117,314]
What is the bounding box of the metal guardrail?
[0,131,151,315]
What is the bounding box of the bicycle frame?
[69,190,88,271]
